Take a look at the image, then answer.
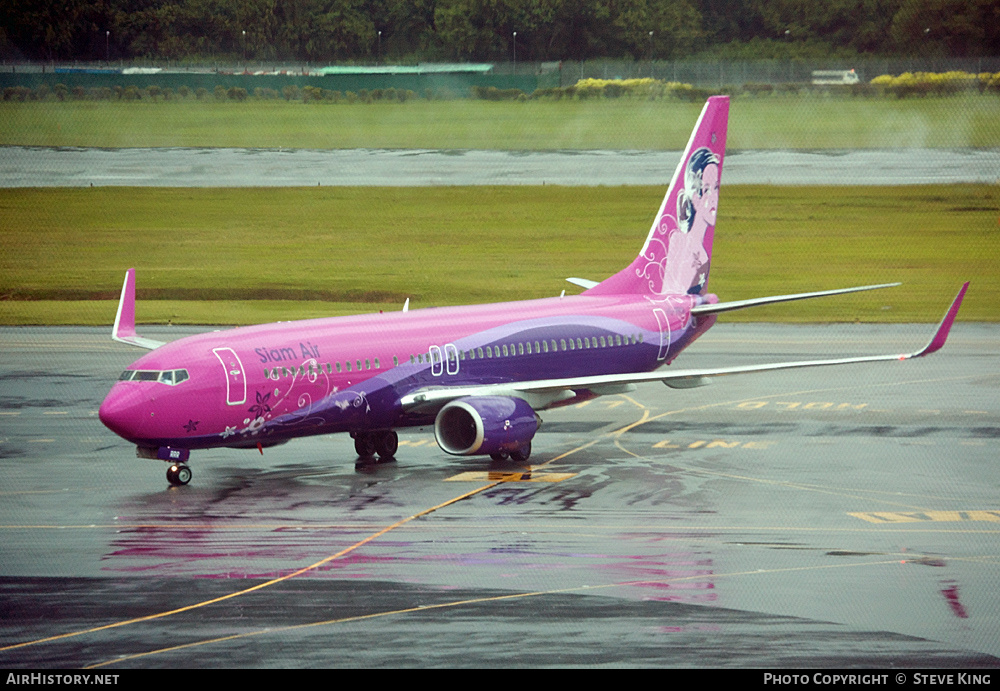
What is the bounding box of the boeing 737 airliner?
[99,96,969,486]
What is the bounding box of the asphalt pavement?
[1,324,998,668]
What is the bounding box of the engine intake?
[434,396,538,457]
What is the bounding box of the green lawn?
[2,94,999,149]
[1,185,996,325]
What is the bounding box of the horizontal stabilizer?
[566,277,599,290]
[691,282,901,316]
[112,268,164,350]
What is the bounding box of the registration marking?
[445,471,576,483]
[850,510,1000,523]
[653,439,775,450]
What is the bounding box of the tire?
[354,433,376,458]
[167,464,192,486]
[374,430,398,460]
[509,443,531,463]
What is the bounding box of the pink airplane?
[99,96,969,486]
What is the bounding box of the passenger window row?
[408,332,642,364]
[265,355,402,380]
[261,332,644,380]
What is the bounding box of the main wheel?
[490,451,509,462]
[166,464,192,486]
[354,433,376,459]
[374,430,398,460]
[509,442,531,463]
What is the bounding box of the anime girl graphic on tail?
[630,145,721,298]
[663,146,720,295]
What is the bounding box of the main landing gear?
[353,430,398,464]
[490,442,532,463]
[166,463,192,486]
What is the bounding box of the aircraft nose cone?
[99,386,147,441]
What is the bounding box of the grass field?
[2,94,1000,149]
[1,185,996,325]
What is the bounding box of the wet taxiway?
[3,147,999,187]
[1,324,998,668]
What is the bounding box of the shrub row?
[300,85,422,103]
[527,78,712,102]
[524,79,872,101]
[1,84,247,101]
[471,79,715,103]
[2,83,459,103]
[870,71,1000,97]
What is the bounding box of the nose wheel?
[166,463,192,486]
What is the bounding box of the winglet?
[112,269,164,350]
[113,268,138,342]
[909,282,969,358]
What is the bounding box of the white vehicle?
[811,69,860,85]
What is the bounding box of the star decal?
[183,419,200,433]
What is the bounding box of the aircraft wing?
[112,268,165,350]
[401,282,968,415]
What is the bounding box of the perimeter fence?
[2,57,999,98]
[509,56,1000,88]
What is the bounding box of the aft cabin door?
[653,308,670,361]
[213,347,247,406]
[444,343,460,375]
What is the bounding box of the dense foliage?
[1,0,998,62]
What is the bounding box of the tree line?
[2,0,997,63]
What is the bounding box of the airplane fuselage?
[99,291,717,453]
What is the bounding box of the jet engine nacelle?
[434,396,538,457]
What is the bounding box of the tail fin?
[586,95,729,298]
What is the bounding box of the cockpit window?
[119,369,189,385]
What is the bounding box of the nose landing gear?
[137,446,193,487]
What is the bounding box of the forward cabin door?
[213,347,247,406]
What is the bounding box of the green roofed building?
[313,64,494,75]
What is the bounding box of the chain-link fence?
[3,57,999,95]
[499,57,1000,88]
